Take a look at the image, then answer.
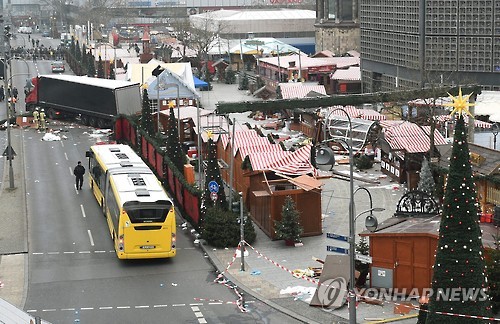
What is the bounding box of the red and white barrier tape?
[243,241,500,322]
[212,242,248,312]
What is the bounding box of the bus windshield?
[123,201,172,223]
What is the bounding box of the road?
[1,32,302,324]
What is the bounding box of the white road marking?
[80,204,86,218]
[172,304,185,307]
[87,230,94,246]
[153,304,168,308]
[198,319,207,324]
[79,251,91,254]
[194,312,203,318]
[94,250,106,253]
[135,305,149,309]
[116,306,130,309]
[209,302,222,305]
[190,303,203,306]
[99,306,112,310]
[42,309,56,312]
[47,252,59,255]
[69,166,73,176]
[191,306,199,312]
[63,251,75,254]
[61,308,75,311]
[80,307,94,310]
[64,152,68,160]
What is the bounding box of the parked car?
[51,61,65,73]
[41,31,51,37]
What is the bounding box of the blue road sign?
[208,181,219,193]
[327,246,349,254]
[326,233,349,242]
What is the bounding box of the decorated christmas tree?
[274,195,303,243]
[109,62,115,80]
[140,89,154,135]
[426,89,492,323]
[203,135,227,209]
[166,107,185,173]
[75,40,82,63]
[417,157,435,197]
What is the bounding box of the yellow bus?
[86,144,176,259]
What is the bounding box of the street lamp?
[321,107,355,322]
[491,123,499,150]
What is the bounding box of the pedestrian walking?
[12,87,18,100]
[32,108,40,130]
[39,109,46,131]
[73,161,86,190]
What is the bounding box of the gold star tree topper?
[167,100,176,109]
[444,87,475,117]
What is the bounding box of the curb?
[198,242,321,324]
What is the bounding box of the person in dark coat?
[73,161,86,190]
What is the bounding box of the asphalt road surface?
[15,91,300,324]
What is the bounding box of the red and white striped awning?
[435,115,492,129]
[383,122,447,153]
[330,66,361,81]
[326,105,386,121]
[327,105,360,118]
[249,144,317,176]
[358,109,386,121]
[279,83,327,99]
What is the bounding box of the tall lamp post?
[491,123,499,150]
[322,107,355,322]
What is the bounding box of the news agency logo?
[316,279,489,307]
[317,277,348,307]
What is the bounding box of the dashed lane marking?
[30,248,194,256]
[27,302,234,323]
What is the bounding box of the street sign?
[355,254,373,264]
[208,180,219,193]
[326,233,349,242]
[210,192,218,202]
[2,145,16,160]
[327,246,349,254]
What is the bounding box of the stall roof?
[146,65,200,100]
[435,142,500,177]
[380,121,447,154]
[361,216,497,249]
[279,83,327,99]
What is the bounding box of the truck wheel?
[80,115,89,126]
[97,118,108,129]
[46,108,56,119]
[89,117,97,127]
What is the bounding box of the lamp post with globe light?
[315,107,384,323]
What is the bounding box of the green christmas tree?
[109,62,116,80]
[87,53,96,77]
[97,55,105,78]
[203,136,227,209]
[418,157,435,197]
[274,195,303,243]
[140,89,154,135]
[426,91,492,323]
[239,73,249,90]
[166,107,185,173]
[75,40,82,63]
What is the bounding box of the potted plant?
[274,196,303,246]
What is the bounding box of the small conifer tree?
[417,157,435,196]
[274,196,303,243]
[140,89,154,135]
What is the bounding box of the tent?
[193,76,209,90]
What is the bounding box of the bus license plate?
[141,245,155,249]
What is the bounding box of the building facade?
[314,0,360,54]
[361,0,500,92]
